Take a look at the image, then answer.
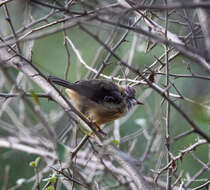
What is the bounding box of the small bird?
[49,76,142,127]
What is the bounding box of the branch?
[80,24,210,143]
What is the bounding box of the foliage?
[0,0,209,190]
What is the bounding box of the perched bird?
[49,76,142,127]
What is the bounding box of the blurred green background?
[0,1,209,189]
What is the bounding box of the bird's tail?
[48,76,74,89]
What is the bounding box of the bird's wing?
[49,76,108,103]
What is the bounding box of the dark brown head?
[121,85,143,112]
[81,80,125,111]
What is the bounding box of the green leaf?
[57,142,67,162]
[35,157,41,167]
[44,186,54,190]
[30,91,40,106]
[29,157,41,168]
[112,140,119,146]
[29,161,35,168]
[43,174,59,183]
[49,176,58,183]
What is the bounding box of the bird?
[49,76,143,131]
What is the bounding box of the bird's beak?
[135,99,144,105]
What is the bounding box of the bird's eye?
[104,96,116,103]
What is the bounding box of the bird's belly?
[65,88,126,125]
[89,104,126,125]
